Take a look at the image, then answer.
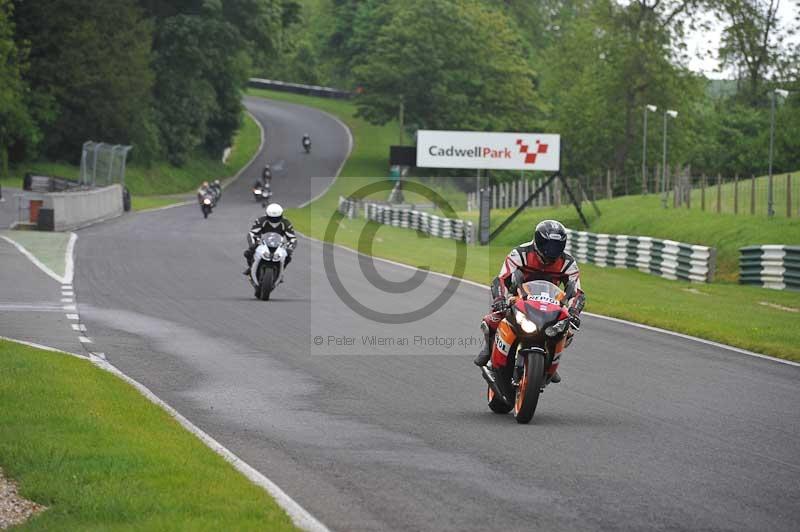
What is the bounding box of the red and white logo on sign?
[516,139,549,165]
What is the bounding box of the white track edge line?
[299,232,799,368]
[0,335,330,532]
[0,335,88,360]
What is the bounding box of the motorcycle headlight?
[515,310,537,333]
[254,188,261,194]
[203,198,211,205]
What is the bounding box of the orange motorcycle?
[481,279,574,424]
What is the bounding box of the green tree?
[716,0,789,106]
[539,0,704,185]
[352,0,542,133]
[13,0,155,162]
[0,0,36,176]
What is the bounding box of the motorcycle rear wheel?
[514,353,545,424]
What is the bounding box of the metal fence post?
[750,174,756,215]
[716,173,722,213]
[787,174,792,218]
[734,174,739,214]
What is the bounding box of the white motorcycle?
[249,232,289,300]
[252,183,272,207]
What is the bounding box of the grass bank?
[0,112,261,212]
[0,339,298,531]
[249,89,800,361]
[463,193,800,281]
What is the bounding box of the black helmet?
[533,220,567,263]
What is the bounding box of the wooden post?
[787,174,792,218]
[642,166,647,195]
[750,174,756,215]
[716,173,722,213]
[734,174,739,214]
[701,174,706,211]
[686,172,692,209]
[606,169,612,199]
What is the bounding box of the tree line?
[0,0,299,176]
[262,0,800,184]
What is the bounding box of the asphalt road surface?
[27,96,800,531]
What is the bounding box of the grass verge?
[2,111,261,212]
[0,231,70,279]
[249,89,800,360]
[0,339,298,531]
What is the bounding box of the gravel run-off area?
[0,468,45,529]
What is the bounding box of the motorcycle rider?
[197,181,211,203]
[474,220,585,384]
[242,203,297,276]
[302,133,311,151]
[256,165,272,193]
[210,179,222,201]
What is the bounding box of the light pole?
[642,104,657,194]
[661,109,678,208]
[768,89,789,217]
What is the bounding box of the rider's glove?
[491,296,509,313]
[568,306,581,331]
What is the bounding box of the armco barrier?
[564,229,716,283]
[338,196,474,243]
[19,184,124,231]
[739,245,800,291]
[249,78,351,99]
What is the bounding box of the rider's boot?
[473,321,494,367]
[551,371,561,383]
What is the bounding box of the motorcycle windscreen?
[262,232,284,249]
[518,280,566,305]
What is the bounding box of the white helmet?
[265,203,283,226]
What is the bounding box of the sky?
[684,0,800,79]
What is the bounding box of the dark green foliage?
[0,0,36,176]
[13,0,154,162]
[352,0,542,132]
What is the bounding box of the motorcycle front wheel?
[514,353,545,424]
[202,205,210,218]
[259,266,274,301]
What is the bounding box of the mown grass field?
[250,88,800,360]
[1,112,261,212]
[0,339,298,531]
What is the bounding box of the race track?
[53,96,800,530]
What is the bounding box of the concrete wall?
[45,184,123,231]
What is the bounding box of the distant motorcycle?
[480,278,574,424]
[302,136,311,154]
[200,193,215,219]
[252,182,272,206]
[248,232,288,300]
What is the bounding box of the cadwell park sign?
[416,130,560,171]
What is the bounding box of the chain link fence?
[79,142,133,187]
